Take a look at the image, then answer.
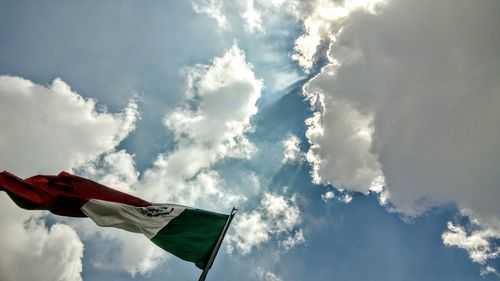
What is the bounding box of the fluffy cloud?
[292,0,386,71]
[0,76,138,178]
[304,99,384,193]
[299,0,500,272]
[256,269,284,281]
[229,192,303,254]
[239,0,264,32]
[165,44,260,153]
[280,229,305,250]
[77,150,140,195]
[282,134,303,163]
[0,197,83,281]
[138,44,262,209]
[442,221,500,265]
[191,0,295,33]
[481,266,499,278]
[321,191,335,202]
[0,75,138,280]
[303,0,500,219]
[69,217,167,276]
[191,0,227,28]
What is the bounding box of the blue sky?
[0,0,499,280]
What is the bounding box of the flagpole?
[198,207,238,281]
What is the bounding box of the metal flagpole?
[198,207,238,281]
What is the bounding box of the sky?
[0,0,499,280]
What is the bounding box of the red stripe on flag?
[0,171,151,217]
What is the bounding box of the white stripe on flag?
[81,199,186,239]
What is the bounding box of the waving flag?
[0,171,234,272]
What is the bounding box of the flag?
[0,171,230,269]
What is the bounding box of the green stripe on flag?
[150,208,229,269]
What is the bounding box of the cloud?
[299,0,500,272]
[282,134,303,163]
[256,269,284,281]
[280,229,305,250]
[228,192,303,254]
[442,221,500,265]
[138,44,262,209]
[0,76,138,178]
[304,99,384,194]
[77,150,140,195]
[0,198,84,281]
[321,191,335,202]
[191,0,228,28]
[303,0,500,220]
[166,44,260,153]
[0,76,139,281]
[190,0,296,34]
[239,0,263,32]
[69,217,167,276]
[481,266,500,278]
[292,0,386,71]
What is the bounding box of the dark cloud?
[305,0,500,219]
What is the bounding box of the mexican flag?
[0,171,231,270]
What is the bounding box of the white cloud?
[73,219,167,276]
[229,192,303,254]
[0,76,138,178]
[339,193,353,204]
[321,191,335,202]
[229,211,269,254]
[442,221,500,269]
[481,266,499,277]
[191,0,297,34]
[302,0,500,218]
[306,1,500,217]
[321,190,356,204]
[77,150,139,194]
[165,44,260,154]
[0,76,139,280]
[0,195,84,281]
[138,44,262,210]
[282,134,303,163]
[299,0,500,273]
[261,271,283,281]
[240,0,263,33]
[304,98,384,193]
[191,0,228,28]
[280,229,306,250]
[292,0,386,71]
[255,267,285,281]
